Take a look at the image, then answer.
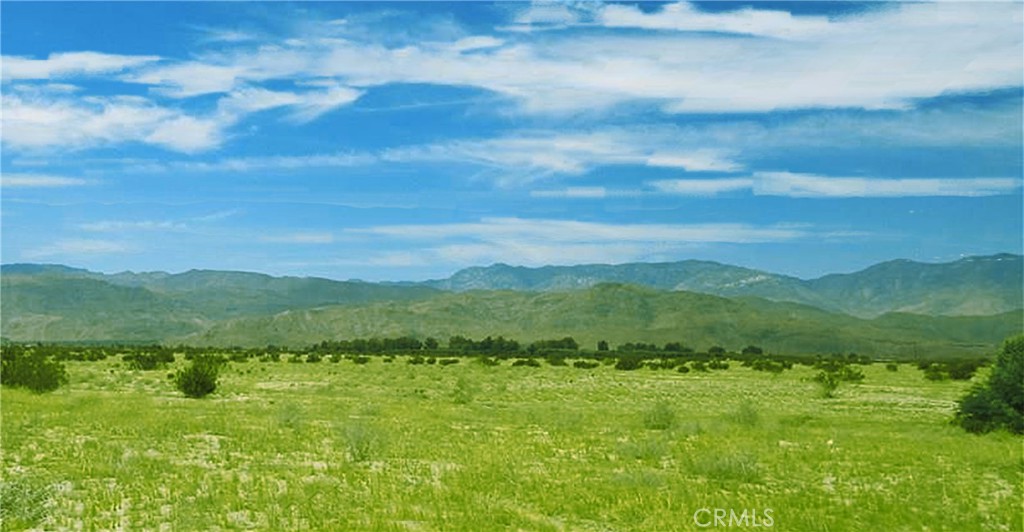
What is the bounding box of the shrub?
[677,364,690,374]
[352,355,371,365]
[306,353,322,363]
[731,401,760,427]
[0,348,68,393]
[0,476,51,529]
[955,335,1024,434]
[123,351,174,370]
[439,358,459,366]
[614,356,643,371]
[815,370,840,398]
[643,401,676,430]
[175,357,222,398]
[573,360,600,369]
[452,376,475,404]
[511,358,541,368]
[343,422,386,462]
[691,360,709,372]
[885,362,899,372]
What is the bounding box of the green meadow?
[2,357,1021,531]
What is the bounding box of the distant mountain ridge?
[423,254,1023,318]
[1,254,1020,353]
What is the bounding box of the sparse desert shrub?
[0,476,51,529]
[731,401,760,427]
[643,401,676,430]
[123,351,175,370]
[614,356,643,371]
[955,335,1024,434]
[452,376,475,404]
[751,359,786,374]
[175,357,222,398]
[708,359,730,370]
[923,363,947,381]
[815,370,840,398]
[0,348,68,393]
[689,452,762,484]
[618,438,669,462]
[343,422,386,462]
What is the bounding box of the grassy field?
[2,356,1021,531]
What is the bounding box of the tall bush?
[175,356,223,398]
[955,335,1024,434]
[0,347,68,393]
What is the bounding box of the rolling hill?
[1,254,1020,355]
[183,283,1021,358]
[423,254,1023,318]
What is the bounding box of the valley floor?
[2,358,1021,531]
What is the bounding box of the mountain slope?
[0,266,442,341]
[184,284,1022,357]
[424,254,1023,317]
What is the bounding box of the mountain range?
[2,254,1021,357]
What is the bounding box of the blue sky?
[1,1,1021,281]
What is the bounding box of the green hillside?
[425,254,1023,317]
[183,284,1022,357]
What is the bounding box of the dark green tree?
[954,335,1024,434]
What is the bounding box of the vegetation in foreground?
[1,341,1021,530]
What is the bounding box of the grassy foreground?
[2,358,1021,531]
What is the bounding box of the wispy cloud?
[1,92,226,153]
[596,2,833,40]
[23,239,129,259]
[261,232,335,244]
[0,173,90,188]
[753,172,1023,198]
[345,217,812,268]
[649,178,755,197]
[650,173,1022,198]
[78,220,188,232]
[2,52,161,80]
[353,217,807,244]
[383,130,741,185]
[528,185,638,197]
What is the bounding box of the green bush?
[0,347,68,393]
[175,357,222,398]
[643,401,676,430]
[955,335,1024,434]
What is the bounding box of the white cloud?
[23,239,129,259]
[1,91,227,153]
[754,172,1023,198]
[124,62,246,98]
[2,51,161,80]
[597,2,833,40]
[261,232,335,244]
[0,173,89,188]
[144,115,225,153]
[649,178,755,196]
[649,173,1022,198]
[354,217,807,244]
[346,217,811,268]
[78,220,187,232]
[383,130,741,185]
[531,187,609,199]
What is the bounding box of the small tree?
[175,357,222,398]
[1,347,68,393]
[954,335,1024,434]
